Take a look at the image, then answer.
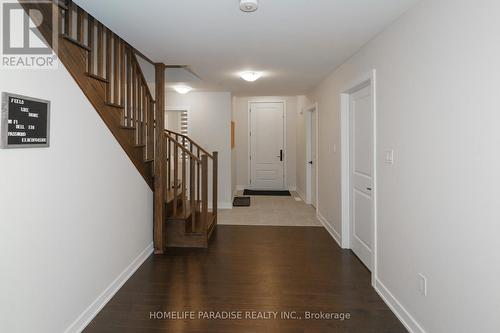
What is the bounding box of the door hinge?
[250,155,252,160]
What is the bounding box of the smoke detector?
[240,0,258,12]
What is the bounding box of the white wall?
[295,95,312,200]
[308,0,500,332]
[233,96,297,190]
[0,60,153,332]
[166,91,232,208]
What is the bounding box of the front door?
[250,102,285,190]
[349,85,374,270]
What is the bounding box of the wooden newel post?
[153,63,166,254]
[202,154,209,230]
[212,151,218,224]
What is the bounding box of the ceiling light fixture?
[173,85,192,94]
[240,71,262,82]
[240,0,258,12]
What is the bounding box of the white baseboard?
[64,242,154,333]
[210,202,232,210]
[317,212,342,248]
[236,185,296,192]
[315,214,423,333]
[374,279,426,333]
[295,188,306,202]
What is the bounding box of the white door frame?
[304,103,319,208]
[247,101,287,189]
[340,69,377,285]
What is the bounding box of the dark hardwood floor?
[84,226,406,333]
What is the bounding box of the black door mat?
[243,190,291,196]
[233,196,251,207]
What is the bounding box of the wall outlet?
[384,150,394,164]
[418,273,428,296]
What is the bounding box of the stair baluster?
[125,48,132,127]
[105,30,111,100]
[87,15,94,74]
[173,141,179,216]
[97,23,104,77]
[65,0,72,38]
[76,6,83,43]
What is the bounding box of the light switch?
[384,150,394,164]
[418,273,428,296]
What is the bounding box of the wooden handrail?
[164,129,213,159]
[130,51,154,100]
[164,132,201,162]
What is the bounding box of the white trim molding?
[340,69,378,284]
[374,279,426,333]
[210,202,233,210]
[304,102,319,210]
[295,187,306,202]
[317,212,341,248]
[64,243,154,333]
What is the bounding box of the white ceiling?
[76,0,419,96]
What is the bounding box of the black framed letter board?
[1,92,50,148]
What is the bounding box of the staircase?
[20,0,217,251]
[164,130,218,248]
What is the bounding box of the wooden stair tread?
[119,125,135,130]
[105,102,125,109]
[85,72,109,83]
[61,35,91,51]
[132,144,145,148]
[167,205,193,221]
[164,186,183,204]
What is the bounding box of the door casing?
[340,70,377,286]
[305,103,319,209]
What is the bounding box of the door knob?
[308,161,313,165]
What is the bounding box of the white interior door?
[250,102,285,190]
[310,109,317,207]
[349,85,374,270]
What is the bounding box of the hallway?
[85,226,406,333]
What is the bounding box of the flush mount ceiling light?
[240,71,262,82]
[240,0,258,12]
[173,85,192,94]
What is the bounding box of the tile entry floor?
[218,191,322,227]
